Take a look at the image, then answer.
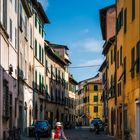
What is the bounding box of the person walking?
[51,122,68,140]
[34,121,41,140]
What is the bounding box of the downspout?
[17,0,20,127]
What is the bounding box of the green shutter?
[42,76,44,92]
[42,48,44,64]
[39,73,41,90]
[39,44,41,61]
[35,39,37,57]
[35,13,37,28]
[35,71,37,88]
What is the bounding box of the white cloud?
[39,0,49,10]
[79,59,103,67]
[72,38,103,52]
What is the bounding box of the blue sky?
[39,0,115,82]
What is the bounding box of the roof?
[31,0,50,24]
[98,59,106,72]
[102,36,115,55]
[99,4,115,40]
[69,75,78,85]
[44,41,67,66]
[49,43,69,50]
[79,73,102,84]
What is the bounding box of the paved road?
[21,127,116,140]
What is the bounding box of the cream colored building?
[0,0,18,138]
[44,41,72,125]
[31,1,49,123]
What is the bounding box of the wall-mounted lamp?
[4,64,13,75]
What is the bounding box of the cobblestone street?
[21,127,116,140]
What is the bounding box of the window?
[25,61,27,79]
[15,28,17,49]
[46,60,49,75]
[46,85,48,97]
[117,51,119,68]
[131,47,135,78]
[51,65,53,79]
[3,0,7,30]
[35,13,37,28]
[94,106,98,113]
[118,82,121,96]
[136,41,140,73]
[94,96,98,102]
[20,3,22,30]
[94,85,98,91]
[111,49,113,64]
[10,18,12,41]
[35,39,37,57]
[124,109,128,129]
[15,0,17,13]
[3,80,10,118]
[55,68,58,81]
[35,71,37,88]
[124,57,126,83]
[120,46,122,65]
[117,9,123,33]
[42,76,44,92]
[42,48,44,64]
[39,73,41,91]
[25,16,28,39]
[39,19,42,34]
[124,8,127,33]
[39,44,41,61]
[30,24,32,47]
[132,0,135,21]
[42,25,44,38]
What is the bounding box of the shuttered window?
[117,9,123,33]
[131,47,135,78]
[10,19,12,41]
[124,8,127,33]
[3,0,7,30]
[136,41,140,73]
[39,44,41,61]
[35,39,37,57]
[132,0,135,21]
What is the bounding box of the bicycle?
[7,127,21,140]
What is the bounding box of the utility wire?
[69,65,100,69]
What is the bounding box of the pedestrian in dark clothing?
[35,121,41,140]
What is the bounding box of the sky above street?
[39,0,115,82]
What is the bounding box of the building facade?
[0,0,18,138]
[44,41,77,127]
[116,0,140,139]
[100,5,117,136]
[78,74,103,125]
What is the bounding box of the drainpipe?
[17,0,20,128]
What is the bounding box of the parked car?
[89,118,103,131]
[29,120,51,137]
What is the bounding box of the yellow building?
[78,74,102,125]
[100,5,117,136]
[116,0,140,140]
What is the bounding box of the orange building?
[100,5,117,136]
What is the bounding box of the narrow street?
[21,127,116,140]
